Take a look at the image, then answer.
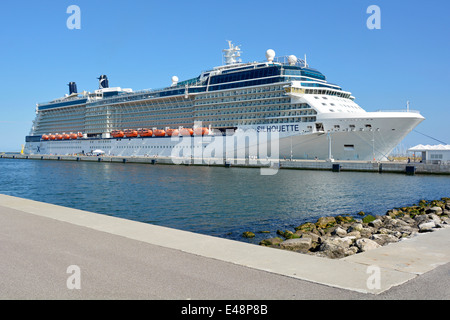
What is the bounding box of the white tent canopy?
[408,144,450,152]
[408,144,450,163]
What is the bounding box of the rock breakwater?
[257,197,450,259]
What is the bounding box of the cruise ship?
[24,41,424,162]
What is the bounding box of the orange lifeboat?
[111,130,125,138]
[194,127,209,136]
[42,134,49,141]
[62,134,70,140]
[166,128,179,136]
[153,129,166,137]
[49,134,56,140]
[77,132,83,138]
[124,129,138,138]
[179,128,194,136]
[69,133,78,140]
[55,134,63,140]
[138,128,153,137]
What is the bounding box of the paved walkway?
[0,194,449,299]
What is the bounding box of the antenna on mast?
[222,41,242,65]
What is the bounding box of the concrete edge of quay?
[1,193,449,296]
[2,153,450,175]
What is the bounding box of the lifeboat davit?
[124,129,138,138]
[153,129,166,137]
[69,133,78,140]
[138,128,153,137]
[194,127,209,136]
[166,128,179,136]
[111,130,125,138]
[179,128,194,136]
[55,134,63,140]
[49,135,56,140]
[42,134,49,141]
[62,134,70,140]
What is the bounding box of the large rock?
[279,238,312,252]
[315,216,336,229]
[414,214,430,226]
[418,221,436,232]
[399,215,416,226]
[347,223,363,232]
[426,206,443,215]
[384,218,409,230]
[242,231,255,238]
[368,219,383,228]
[386,208,398,218]
[378,227,402,238]
[335,215,355,224]
[298,232,320,243]
[346,230,361,239]
[441,217,450,225]
[359,227,375,238]
[295,222,317,233]
[355,238,381,252]
[259,237,283,246]
[277,230,299,239]
[362,215,376,224]
[396,226,416,237]
[298,232,321,251]
[428,214,441,224]
[370,234,399,246]
[331,226,347,237]
[318,237,357,259]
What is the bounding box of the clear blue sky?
[0,0,449,152]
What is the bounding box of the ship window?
[344,144,355,151]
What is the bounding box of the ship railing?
[39,79,205,107]
[88,81,205,107]
[132,80,205,95]
[375,109,421,114]
[273,56,308,68]
[37,96,86,107]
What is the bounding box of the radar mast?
[222,41,242,65]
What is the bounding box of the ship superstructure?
[24,42,424,161]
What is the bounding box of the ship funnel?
[68,82,78,95]
[98,75,109,89]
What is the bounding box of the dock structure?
[1,153,450,175]
[0,193,449,299]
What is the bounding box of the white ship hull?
[24,111,424,162]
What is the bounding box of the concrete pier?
[0,194,449,299]
[2,153,450,175]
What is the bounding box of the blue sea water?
[1,158,449,244]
